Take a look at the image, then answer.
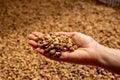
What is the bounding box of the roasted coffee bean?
[49,49,56,55]
[53,52,61,57]
[37,44,43,47]
[69,47,75,51]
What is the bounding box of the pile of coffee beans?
[36,34,78,57]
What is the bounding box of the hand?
[28,32,102,66]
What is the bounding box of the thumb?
[71,32,93,47]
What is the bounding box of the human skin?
[28,32,120,74]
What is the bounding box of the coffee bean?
[49,49,56,55]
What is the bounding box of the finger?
[36,48,62,60]
[32,32,43,37]
[28,40,38,48]
[36,47,45,54]
[59,51,70,61]
[36,47,52,58]
[28,34,37,40]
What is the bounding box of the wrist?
[94,43,109,68]
[96,44,117,68]
[97,45,120,74]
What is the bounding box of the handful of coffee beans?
[36,34,78,57]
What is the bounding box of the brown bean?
[49,49,56,55]
[53,52,61,57]
[69,47,75,51]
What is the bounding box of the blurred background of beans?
[0,0,120,80]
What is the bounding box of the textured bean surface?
[0,0,120,80]
[36,34,78,57]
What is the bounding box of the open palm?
[28,32,101,66]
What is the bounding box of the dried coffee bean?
[43,44,50,49]
[73,45,78,49]
[69,47,75,51]
[53,52,61,57]
[47,39,54,43]
[49,49,56,55]
[62,47,67,51]
[44,44,54,52]
[38,40,43,44]
[35,37,43,41]
[66,44,72,48]
[59,45,64,50]
[50,44,54,48]
[54,44,60,49]
[42,42,49,47]
[37,44,43,47]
